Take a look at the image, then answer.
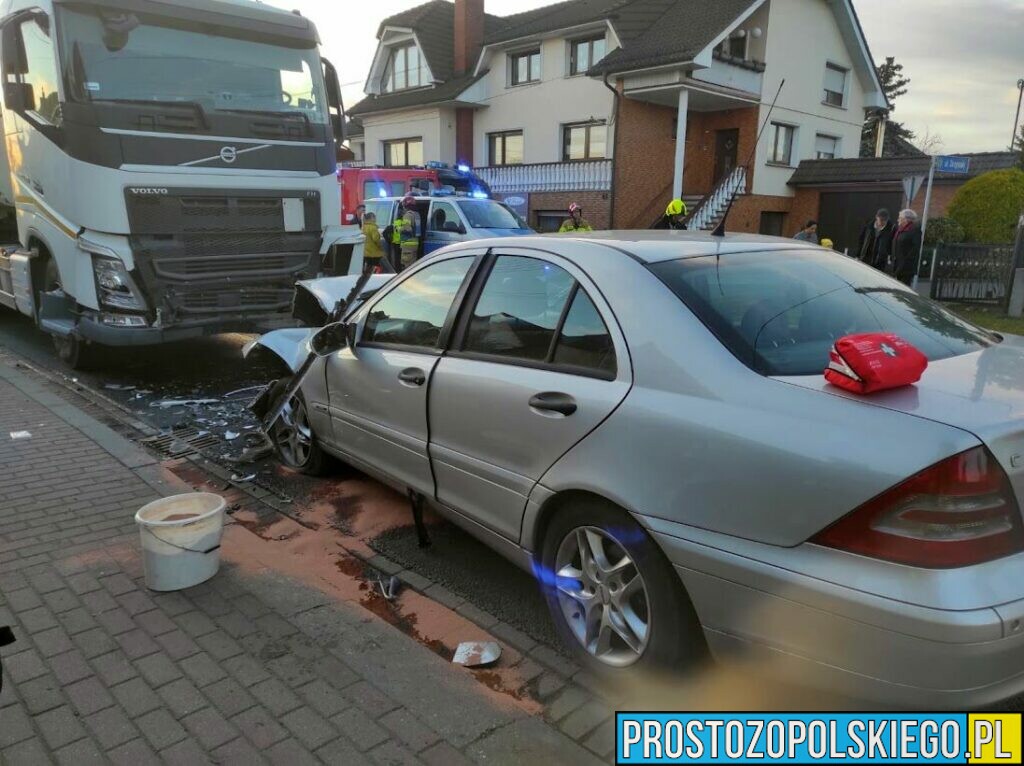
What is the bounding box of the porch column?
[672,88,689,199]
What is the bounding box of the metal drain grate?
[143,427,222,458]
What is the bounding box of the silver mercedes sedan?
[251,232,1024,708]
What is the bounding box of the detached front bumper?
[645,517,1024,709]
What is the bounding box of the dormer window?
[383,43,424,93]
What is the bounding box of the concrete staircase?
[685,167,747,232]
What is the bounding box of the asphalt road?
[0,309,560,648]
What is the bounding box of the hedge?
[947,168,1024,244]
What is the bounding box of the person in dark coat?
[892,209,923,286]
[857,208,896,270]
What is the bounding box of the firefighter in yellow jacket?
[395,195,421,269]
[558,203,593,233]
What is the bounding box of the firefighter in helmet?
[395,195,421,269]
[558,203,593,233]
[654,198,688,230]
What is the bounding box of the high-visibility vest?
[559,218,593,233]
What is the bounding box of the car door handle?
[528,392,577,416]
[398,368,426,386]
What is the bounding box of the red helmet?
[568,203,582,215]
[402,195,417,207]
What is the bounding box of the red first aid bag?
[824,333,928,394]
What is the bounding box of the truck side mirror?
[322,57,345,143]
[0,19,27,77]
[3,81,33,112]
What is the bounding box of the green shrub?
[947,168,1024,244]
[923,216,965,247]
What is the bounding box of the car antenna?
[711,78,785,239]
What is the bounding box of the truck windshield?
[456,200,528,230]
[58,7,327,123]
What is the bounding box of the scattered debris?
[378,575,401,601]
[452,641,502,668]
[9,431,31,440]
[150,398,220,409]
[230,473,257,483]
[224,430,240,441]
[223,385,267,399]
[103,383,135,391]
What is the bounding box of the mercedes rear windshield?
[649,250,996,376]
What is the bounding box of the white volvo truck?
[0,0,359,367]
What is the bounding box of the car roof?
[441,231,825,264]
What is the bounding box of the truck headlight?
[92,256,145,311]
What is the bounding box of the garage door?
[818,191,903,255]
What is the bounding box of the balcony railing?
[474,160,613,193]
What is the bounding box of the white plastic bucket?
[135,493,225,592]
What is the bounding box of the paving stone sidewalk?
[0,359,606,765]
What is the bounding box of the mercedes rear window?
[648,250,995,376]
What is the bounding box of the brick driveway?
[0,359,605,765]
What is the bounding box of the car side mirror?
[310,321,349,356]
[443,221,465,234]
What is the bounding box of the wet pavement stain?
[472,670,528,701]
[358,587,452,661]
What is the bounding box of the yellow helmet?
[820,238,834,249]
[666,198,686,216]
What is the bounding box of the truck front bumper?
[75,313,297,347]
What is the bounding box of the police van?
[364,192,534,264]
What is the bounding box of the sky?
[272,0,1024,154]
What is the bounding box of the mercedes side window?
[463,256,575,362]
[362,257,473,349]
[552,288,617,376]
[11,16,61,125]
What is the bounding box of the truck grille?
[127,192,319,234]
[125,189,322,322]
[179,287,294,314]
[153,253,308,280]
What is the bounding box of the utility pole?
[1013,79,1024,149]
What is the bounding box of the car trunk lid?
[778,336,1024,505]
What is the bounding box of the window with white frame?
[815,134,839,159]
[769,123,796,165]
[823,63,848,107]
[716,31,747,59]
[510,48,541,86]
[570,35,607,75]
[383,43,425,93]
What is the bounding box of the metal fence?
[930,243,1018,306]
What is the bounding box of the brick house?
[787,151,1020,253]
[347,0,887,234]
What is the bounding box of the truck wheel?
[42,258,96,370]
[267,378,331,476]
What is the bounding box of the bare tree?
[915,127,945,156]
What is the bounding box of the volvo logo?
[219,146,238,164]
[129,187,168,194]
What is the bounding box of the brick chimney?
[454,0,484,75]
[454,0,484,166]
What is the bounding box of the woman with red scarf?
[891,209,923,286]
